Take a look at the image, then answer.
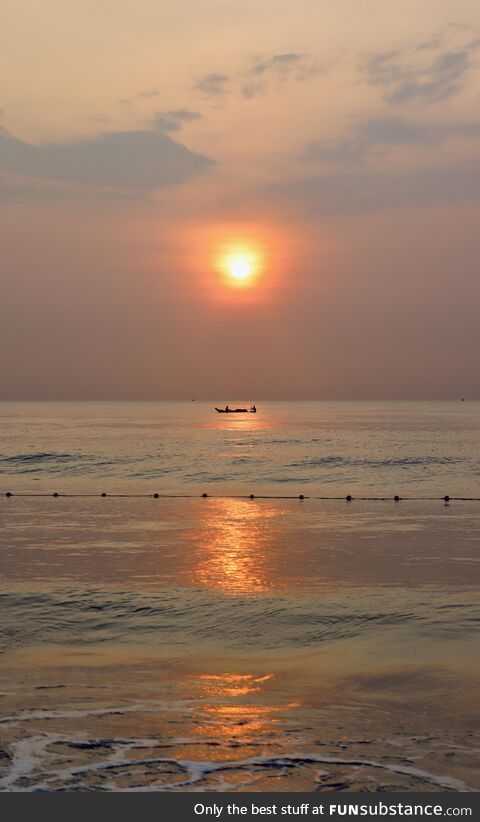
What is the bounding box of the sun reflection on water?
[192,498,282,594]
[189,671,300,745]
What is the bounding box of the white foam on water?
[0,735,52,791]
[166,754,470,793]
[0,732,471,792]
[0,699,196,727]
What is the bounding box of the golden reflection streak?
[208,408,273,434]
[190,671,301,745]
[196,672,274,697]
[191,498,282,594]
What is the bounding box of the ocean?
[1,400,479,496]
[0,401,479,791]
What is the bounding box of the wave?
[0,450,467,480]
[287,456,465,469]
[1,452,87,465]
[1,588,478,655]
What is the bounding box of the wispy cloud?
[194,72,230,98]
[303,116,480,165]
[138,90,160,99]
[193,52,323,102]
[271,162,480,215]
[150,108,202,132]
[241,52,322,99]
[164,108,202,123]
[363,36,480,104]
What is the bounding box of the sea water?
[1,400,479,496]
[0,402,479,791]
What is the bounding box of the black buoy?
[249,494,255,499]
[53,492,59,497]
[153,493,159,499]
[444,495,450,502]
[202,492,208,498]
[6,491,12,497]
[346,494,352,502]
[101,492,107,497]
[394,495,400,502]
[299,494,304,500]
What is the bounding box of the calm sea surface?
[0,402,479,791]
[1,400,479,496]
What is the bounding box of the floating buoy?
[53,492,59,497]
[444,495,450,502]
[249,494,255,499]
[101,492,107,497]
[299,494,304,500]
[346,494,352,502]
[5,491,12,497]
[202,492,208,498]
[153,493,159,499]
[394,495,400,502]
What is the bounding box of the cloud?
[138,90,160,98]
[363,37,480,104]
[194,72,229,98]
[165,108,202,122]
[303,116,480,165]
[270,163,480,215]
[251,52,317,78]
[150,108,202,132]
[194,53,323,101]
[241,52,322,99]
[0,125,214,198]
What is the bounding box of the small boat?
[215,407,257,413]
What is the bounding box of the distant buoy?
[53,492,59,497]
[101,492,107,497]
[249,494,255,499]
[202,493,208,498]
[299,494,304,500]
[5,491,12,497]
[153,493,159,499]
[346,494,352,502]
[394,495,400,502]
[444,495,450,502]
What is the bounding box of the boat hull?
[215,408,256,413]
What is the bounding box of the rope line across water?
[3,492,480,501]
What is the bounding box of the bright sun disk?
[210,235,267,293]
[229,256,252,280]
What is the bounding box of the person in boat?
[250,405,256,412]
[225,405,229,412]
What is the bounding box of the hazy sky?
[1,0,480,399]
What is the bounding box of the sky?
[1,0,480,399]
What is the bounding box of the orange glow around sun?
[187,221,291,304]
[210,227,270,296]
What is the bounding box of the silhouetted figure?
[225,405,229,412]
[251,405,256,412]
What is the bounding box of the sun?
[220,249,259,288]
[198,224,276,298]
[228,255,253,282]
